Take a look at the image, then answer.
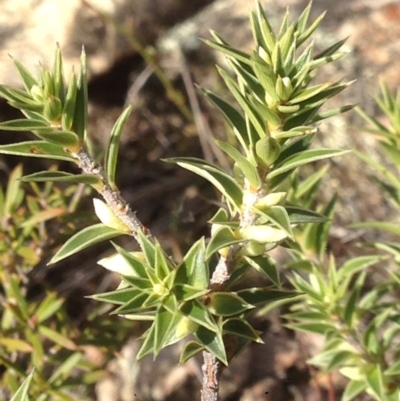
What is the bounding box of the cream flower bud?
[93,199,131,233]
[97,253,136,276]
[240,225,287,243]
[254,192,287,209]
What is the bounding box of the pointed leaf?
[256,205,293,238]
[176,238,208,288]
[365,366,385,401]
[195,325,227,365]
[62,69,77,131]
[49,223,123,264]
[242,255,280,286]
[166,157,243,210]
[0,119,51,131]
[223,318,262,342]
[38,326,77,350]
[238,288,297,306]
[269,149,350,179]
[180,300,218,333]
[179,341,204,364]
[35,130,79,149]
[216,140,261,188]
[174,284,210,302]
[48,352,82,384]
[201,88,249,149]
[13,58,38,91]
[218,68,266,138]
[91,287,141,305]
[208,292,254,316]
[0,140,75,161]
[285,205,329,224]
[10,370,34,401]
[206,226,242,259]
[21,171,101,186]
[105,106,132,190]
[342,380,367,401]
[72,48,88,140]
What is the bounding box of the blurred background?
[0,0,399,400]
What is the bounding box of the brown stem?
[73,148,150,243]
[201,351,223,401]
[201,183,266,401]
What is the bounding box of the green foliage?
[2,2,400,401]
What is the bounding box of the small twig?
[73,148,149,243]
[201,182,266,401]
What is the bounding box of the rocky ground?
[1,0,400,400]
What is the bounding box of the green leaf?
[62,69,78,131]
[343,273,365,327]
[137,325,156,360]
[154,307,176,356]
[49,223,123,264]
[365,366,385,401]
[242,255,280,286]
[218,68,266,139]
[285,205,329,224]
[206,226,242,259]
[0,119,51,132]
[10,370,34,401]
[179,341,204,364]
[91,287,142,305]
[180,300,218,333]
[35,293,64,324]
[0,338,33,353]
[195,325,227,365]
[113,243,148,278]
[342,380,367,401]
[216,140,261,188]
[114,292,151,314]
[48,352,82,384]
[256,205,293,238]
[351,221,400,237]
[385,360,400,376]
[38,326,77,350]
[208,292,254,316]
[174,284,210,302]
[286,321,335,335]
[337,256,382,283]
[72,47,88,141]
[21,171,101,186]
[238,288,297,306]
[251,56,279,104]
[137,230,157,268]
[223,318,262,342]
[52,45,65,103]
[205,33,251,65]
[35,130,79,148]
[166,157,243,210]
[295,1,312,34]
[105,106,132,190]
[297,11,326,46]
[4,164,23,216]
[176,238,208,289]
[201,88,249,149]
[13,59,38,91]
[269,149,350,179]
[0,140,75,161]
[326,351,356,372]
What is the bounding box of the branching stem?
[73,148,150,243]
[201,182,266,401]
